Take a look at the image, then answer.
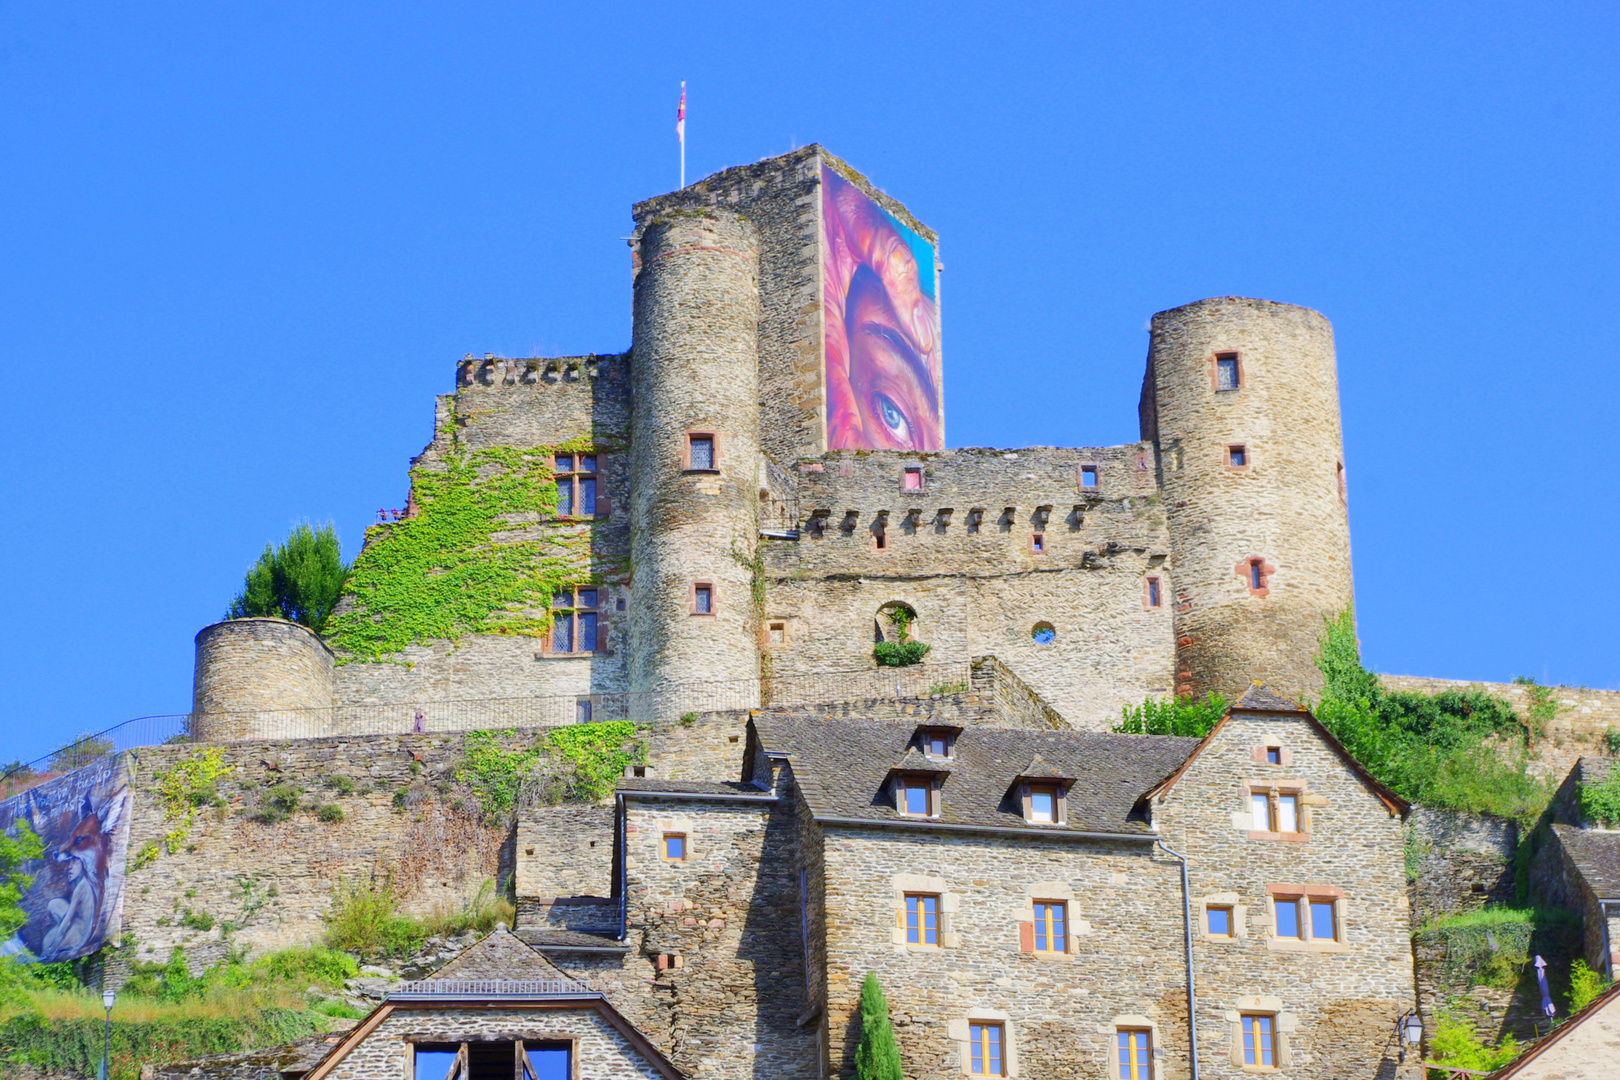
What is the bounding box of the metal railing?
[390,979,593,998]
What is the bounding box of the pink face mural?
[821,165,942,451]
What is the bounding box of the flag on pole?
[677,82,686,142]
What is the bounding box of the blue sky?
[1,2,1615,763]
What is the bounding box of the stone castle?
[27,146,1620,1080]
[191,144,1354,739]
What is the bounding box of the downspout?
[616,793,628,941]
[1156,836,1200,1080]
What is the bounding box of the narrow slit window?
[1146,576,1162,608]
[1241,1015,1275,1067]
[1250,560,1264,591]
[875,531,888,550]
[687,434,716,471]
[1033,901,1066,952]
[664,833,686,860]
[970,1023,1004,1076]
[1116,1029,1152,1080]
[1206,905,1233,937]
[1216,353,1241,391]
[905,893,939,946]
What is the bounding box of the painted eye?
[874,394,912,443]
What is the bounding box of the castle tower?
[1141,296,1353,704]
[626,208,763,716]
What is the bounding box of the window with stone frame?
[1265,885,1344,948]
[902,465,924,491]
[1031,900,1067,953]
[691,582,715,615]
[1206,905,1234,937]
[1215,352,1243,392]
[685,432,718,472]
[554,453,604,517]
[663,833,686,861]
[1115,1029,1152,1080]
[548,588,605,653]
[1241,1015,1276,1068]
[904,893,940,946]
[1247,784,1306,838]
[969,1023,1004,1076]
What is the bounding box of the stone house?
[295,926,680,1080]
[1532,757,1620,978]
[594,685,1417,1080]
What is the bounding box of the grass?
[1416,905,1578,935]
[324,875,515,959]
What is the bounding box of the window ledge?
[1266,939,1347,954]
[681,468,721,475]
[535,650,607,659]
[1029,949,1071,962]
[1248,830,1309,843]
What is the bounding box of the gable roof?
[752,714,1199,837]
[1551,824,1620,900]
[1146,686,1410,817]
[303,925,684,1080]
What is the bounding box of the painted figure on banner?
[821,164,942,451]
[0,756,132,963]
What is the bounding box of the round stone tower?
[191,617,335,741]
[626,208,763,717]
[1143,296,1353,704]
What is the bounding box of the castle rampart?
[192,618,336,741]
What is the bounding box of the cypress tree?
[226,521,350,632]
[854,972,903,1080]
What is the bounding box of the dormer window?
[896,774,937,817]
[1027,784,1058,823]
[1012,760,1073,826]
[918,726,959,759]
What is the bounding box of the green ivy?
[874,641,930,667]
[547,722,644,802]
[151,749,234,856]
[456,731,544,821]
[325,435,604,663]
[1578,763,1620,827]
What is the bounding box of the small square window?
[1030,533,1045,554]
[686,434,716,471]
[903,467,923,491]
[1310,899,1337,941]
[1227,444,1247,468]
[970,1022,1004,1076]
[1216,353,1241,392]
[664,834,686,860]
[1027,784,1058,824]
[905,893,939,946]
[1033,900,1066,953]
[1206,905,1233,937]
[1116,1029,1152,1080]
[692,583,713,615]
[1241,1015,1275,1068]
[767,621,787,645]
[898,776,933,816]
[1266,746,1281,765]
[1080,465,1098,488]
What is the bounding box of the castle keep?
[190,145,1355,736]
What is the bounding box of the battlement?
[454,352,622,389]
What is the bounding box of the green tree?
[1114,693,1228,738]
[226,522,351,632]
[0,820,44,1009]
[853,973,903,1080]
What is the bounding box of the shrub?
[1579,764,1620,827]
[178,909,215,932]
[1427,1011,1520,1072]
[251,783,303,825]
[1114,693,1228,738]
[322,874,425,958]
[225,521,350,633]
[315,804,345,823]
[546,722,644,803]
[251,945,357,989]
[1606,726,1620,755]
[873,641,930,667]
[1569,957,1610,1013]
[324,774,356,796]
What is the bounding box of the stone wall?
[1407,806,1518,920]
[119,735,509,973]
[1381,674,1620,781]
[192,619,335,741]
[1152,710,1415,1079]
[766,445,1173,731]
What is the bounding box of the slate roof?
[1236,683,1308,713]
[752,715,1200,836]
[420,925,574,983]
[1552,824,1620,899]
[616,778,774,798]
[515,927,629,952]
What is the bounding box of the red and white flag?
[677,82,686,143]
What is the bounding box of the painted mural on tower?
[820,163,942,451]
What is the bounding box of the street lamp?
[1396,1009,1423,1062]
[99,987,115,1080]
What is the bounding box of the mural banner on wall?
[821,163,943,451]
[0,756,132,963]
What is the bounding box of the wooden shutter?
[596,618,610,652]
[595,455,610,517]
[1019,921,1035,953]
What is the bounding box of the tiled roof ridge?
[422,924,577,984]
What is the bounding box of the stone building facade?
[189,144,1358,736]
